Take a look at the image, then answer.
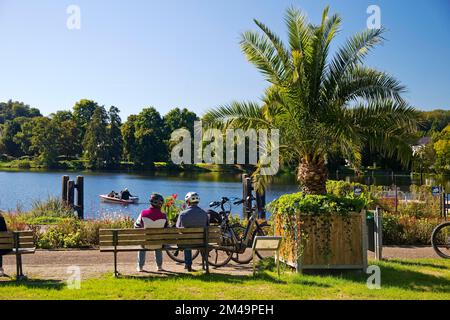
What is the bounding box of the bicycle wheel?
[253,223,273,260]
[431,221,450,259]
[166,248,200,263]
[230,224,254,264]
[207,231,233,267]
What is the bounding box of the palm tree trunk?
[297,156,328,195]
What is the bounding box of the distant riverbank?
[0,159,250,173]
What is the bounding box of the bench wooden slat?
[99,227,207,235]
[16,231,34,237]
[100,238,207,247]
[100,233,208,241]
[0,238,13,244]
[17,235,34,241]
[0,242,35,249]
[0,232,13,238]
[100,244,215,252]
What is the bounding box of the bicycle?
[165,222,201,263]
[431,220,450,259]
[205,196,271,267]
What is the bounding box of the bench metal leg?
[113,251,119,277]
[15,254,25,280]
[203,248,209,274]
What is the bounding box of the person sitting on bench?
[134,193,168,272]
[176,192,209,272]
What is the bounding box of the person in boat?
[176,192,209,272]
[107,190,116,198]
[120,188,132,200]
[134,193,168,272]
[0,212,11,277]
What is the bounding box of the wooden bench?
[0,231,36,279]
[99,226,221,276]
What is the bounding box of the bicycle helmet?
[149,193,164,208]
[185,192,200,204]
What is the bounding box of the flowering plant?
[161,193,185,223]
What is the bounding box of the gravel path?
[0,246,442,281]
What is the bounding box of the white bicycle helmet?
[185,192,200,204]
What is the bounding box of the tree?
[29,117,60,167]
[204,6,419,194]
[73,99,99,140]
[107,106,123,167]
[121,115,138,162]
[0,118,27,156]
[0,100,41,124]
[433,125,450,173]
[122,107,166,167]
[83,106,109,168]
[163,108,198,135]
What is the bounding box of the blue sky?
[0,0,449,119]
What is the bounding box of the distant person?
[107,190,116,198]
[176,192,209,272]
[120,188,132,200]
[134,193,168,272]
[0,213,11,277]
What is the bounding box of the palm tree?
[204,6,419,195]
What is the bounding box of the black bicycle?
[206,196,271,267]
[431,221,450,259]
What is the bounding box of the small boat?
[99,194,139,204]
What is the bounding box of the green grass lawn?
[1,259,449,300]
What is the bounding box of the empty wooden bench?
[0,230,36,279]
[99,226,221,276]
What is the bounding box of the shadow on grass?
[341,264,450,294]
[386,259,449,270]
[0,278,65,291]
[119,270,286,284]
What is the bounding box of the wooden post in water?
[242,174,253,219]
[256,190,266,219]
[62,175,69,204]
[75,176,84,219]
[67,180,75,208]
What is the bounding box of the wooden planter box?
[274,211,368,272]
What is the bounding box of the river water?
[0,169,447,219]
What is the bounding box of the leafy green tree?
[0,100,41,124]
[83,106,109,168]
[107,106,123,167]
[121,115,138,163]
[29,117,60,167]
[163,108,198,162]
[204,6,419,194]
[73,99,99,140]
[0,118,28,156]
[122,107,166,167]
[420,109,450,133]
[433,125,450,172]
[163,108,198,135]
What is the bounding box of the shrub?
[381,212,440,245]
[267,192,366,217]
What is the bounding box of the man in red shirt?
[134,193,168,272]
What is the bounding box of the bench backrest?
[99,227,221,250]
[0,231,35,250]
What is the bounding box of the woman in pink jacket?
[134,193,168,272]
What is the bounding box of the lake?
[0,169,447,219]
